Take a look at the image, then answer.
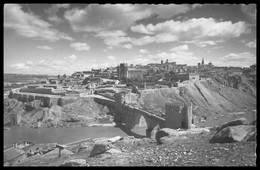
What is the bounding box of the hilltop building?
[198,58,213,70]
[117,63,144,82]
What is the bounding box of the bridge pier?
[146,128,153,138]
[114,93,124,126]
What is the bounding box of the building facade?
[127,69,144,80]
[117,63,128,82]
[117,63,144,81]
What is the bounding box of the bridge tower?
[114,92,125,126]
[165,102,192,129]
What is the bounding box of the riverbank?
[4,125,133,146]
[5,129,256,166]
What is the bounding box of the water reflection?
[4,126,144,145]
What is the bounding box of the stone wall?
[19,88,54,95]
[10,90,72,108]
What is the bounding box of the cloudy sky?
[4,4,256,75]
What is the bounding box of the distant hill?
[4,73,56,83]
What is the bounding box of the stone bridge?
[94,92,192,137]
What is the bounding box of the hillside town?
[4,58,256,100]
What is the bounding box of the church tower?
[202,58,204,65]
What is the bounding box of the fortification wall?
[20,88,54,95]
[10,89,77,107]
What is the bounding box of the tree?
[57,74,61,79]
[62,74,67,78]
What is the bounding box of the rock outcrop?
[4,97,112,128]
[216,117,249,133]
[210,125,256,143]
[60,159,86,166]
[89,142,113,157]
[156,128,210,144]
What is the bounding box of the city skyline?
[4,4,256,75]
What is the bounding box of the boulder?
[244,131,256,142]
[92,137,110,144]
[217,118,249,133]
[89,142,113,157]
[60,159,86,166]
[108,136,122,143]
[210,125,256,143]
[105,148,122,154]
[155,128,185,144]
[156,128,211,144]
[122,136,135,141]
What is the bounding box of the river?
[4,126,146,145]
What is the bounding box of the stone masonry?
[165,102,192,129]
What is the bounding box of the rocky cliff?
[4,97,112,128]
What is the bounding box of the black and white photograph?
[3,3,256,166]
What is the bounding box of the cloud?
[10,62,31,70]
[8,56,89,75]
[130,24,154,35]
[105,36,131,47]
[216,52,256,67]
[241,4,256,24]
[131,33,178,46]
[132,35,154,46]
[150,4,190,19]
[44,4,70,23]
[70,42,90,51]
[123,44,133,49]
[37,45,53,50]
[139,49,149,54]
[64,54,77,62]
[64,4,151,32]
[211,46,223,50]
[191,4,203,9]
[25,60,33,66]
[4,4,74,42]
[184,40,223,48]
[96,30,131,48]
[96,30,127,37]
[197,40,224,47]
[197,41,217,47]
[107,55,116,60]
[245,39,256,48]
[56,4,70,8]
[64,4,192,33]
[170,44,189,51]
[131,18,251,44]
